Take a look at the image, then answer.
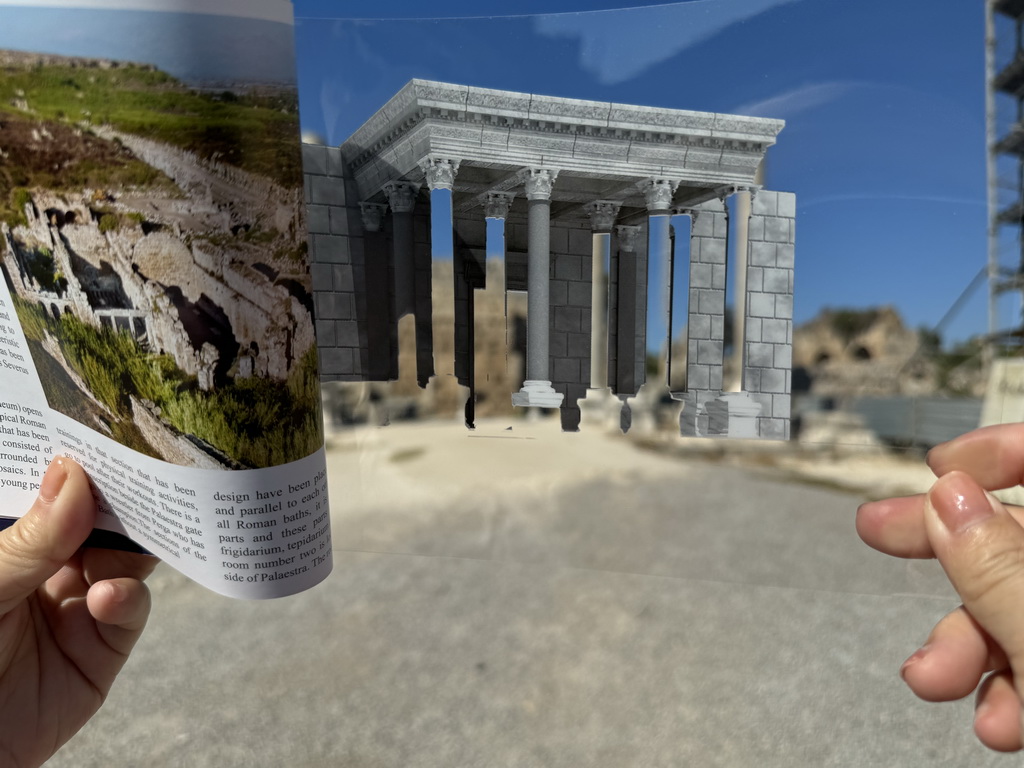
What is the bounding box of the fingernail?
[899,646,928,681]
[925,443,945,465]
[38,457,68,503]
[104,581,126,605]
[929,472,994,534]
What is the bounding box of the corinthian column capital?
[359,202,387,232]
[419,155,461,191]
[383,181,420,214]
[615,225,641,253]
[638,178,679,212]
[485,191,515,219]
[585,200,621,233]
[520,167,558,201]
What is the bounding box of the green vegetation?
[97,213,119,233]
[0,112,173,227]
[828,308,879,343]
[161,349,322,468]
[9,188,32,226]
[14,297,322,468]
[18,244,68,294]
[0,63,302,187]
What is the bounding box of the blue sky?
[293,0,998,347]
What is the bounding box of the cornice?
[342,80,783,177]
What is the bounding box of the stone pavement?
[48,419,1019,767]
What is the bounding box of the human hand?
[0,457,157,768]
[857,424,1024,752]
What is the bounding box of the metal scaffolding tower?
[988,0,1024,347]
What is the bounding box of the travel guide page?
[0,0,330,598]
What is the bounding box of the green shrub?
[97,213,119,233]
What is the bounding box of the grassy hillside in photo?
[14,297,322,468]
[0,56,302,224]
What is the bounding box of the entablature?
[342,79,783,225]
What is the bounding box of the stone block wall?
[305,143,366,381]
[548,220,593,430]
[743,190,796,440]
[685,198,728,395]
[677,192,795,441]
[307,144,432,385]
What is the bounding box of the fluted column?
[512,167,563,408]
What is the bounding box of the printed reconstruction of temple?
[305,80,795,439]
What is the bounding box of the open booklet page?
[0,0,330,598]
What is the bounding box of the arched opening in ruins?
[163,287,240,387]
[853,345,872,361]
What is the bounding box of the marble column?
[729,185,754,392]
[614,224,641,431]
[383,181,419,318]
[512,167,563,408]
[577,201,620,427]
[360,202,392,381]
[420,156,460,381]
[614,224,642,395]
[584,201,620,391]
[640,179,678,384]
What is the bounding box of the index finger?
[928,424,1024,490]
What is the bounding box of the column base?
[678,391,762,438]
[512,380,564,409]
[578,387,618,429]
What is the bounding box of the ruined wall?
[102,130,301,235]
[5,190,313,384]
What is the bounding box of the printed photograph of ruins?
[308,80,796,440]
[0,37,321,470]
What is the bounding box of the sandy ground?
[47,419,1017,767]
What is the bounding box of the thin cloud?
[533,0,800,86]
[732,81,862,119]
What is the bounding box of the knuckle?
[954,533,1024,609]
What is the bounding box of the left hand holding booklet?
[0,0,331,597]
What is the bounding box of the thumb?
[0,457,96,616]
[924,471,1024,681]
